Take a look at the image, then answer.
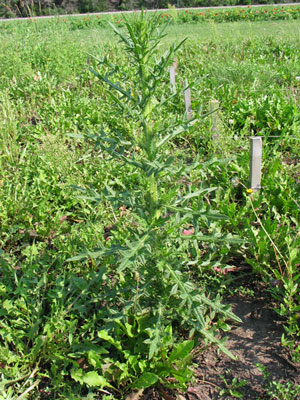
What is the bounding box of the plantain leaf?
[133,372,159,389]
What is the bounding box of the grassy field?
[0,11,300,399]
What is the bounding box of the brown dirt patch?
[140,287,300,400]
[190,296,300,399]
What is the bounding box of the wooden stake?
[170,66,176,93]
[184,79,192,120]
[250,136,262,192]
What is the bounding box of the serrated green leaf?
[71,368,84,384]
[169,340,194,363]
[174,188,217,205]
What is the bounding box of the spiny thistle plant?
[70,11,241,395]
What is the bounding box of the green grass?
[0,14,299,399]
[166,19,300,42]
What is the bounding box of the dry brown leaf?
[125,389,144,400]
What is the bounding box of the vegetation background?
[1,0,300,18]
[0,4,299,399]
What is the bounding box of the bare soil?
[142,286,300,400]
[187,293,300,400]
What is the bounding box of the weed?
[69,10,241,395]
[219,372,247,399]
[257,364,300,400]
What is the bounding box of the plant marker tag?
[170,65,176,93]
[250,136,262,192]
[209,99,219,140]
[184,79,192,120]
